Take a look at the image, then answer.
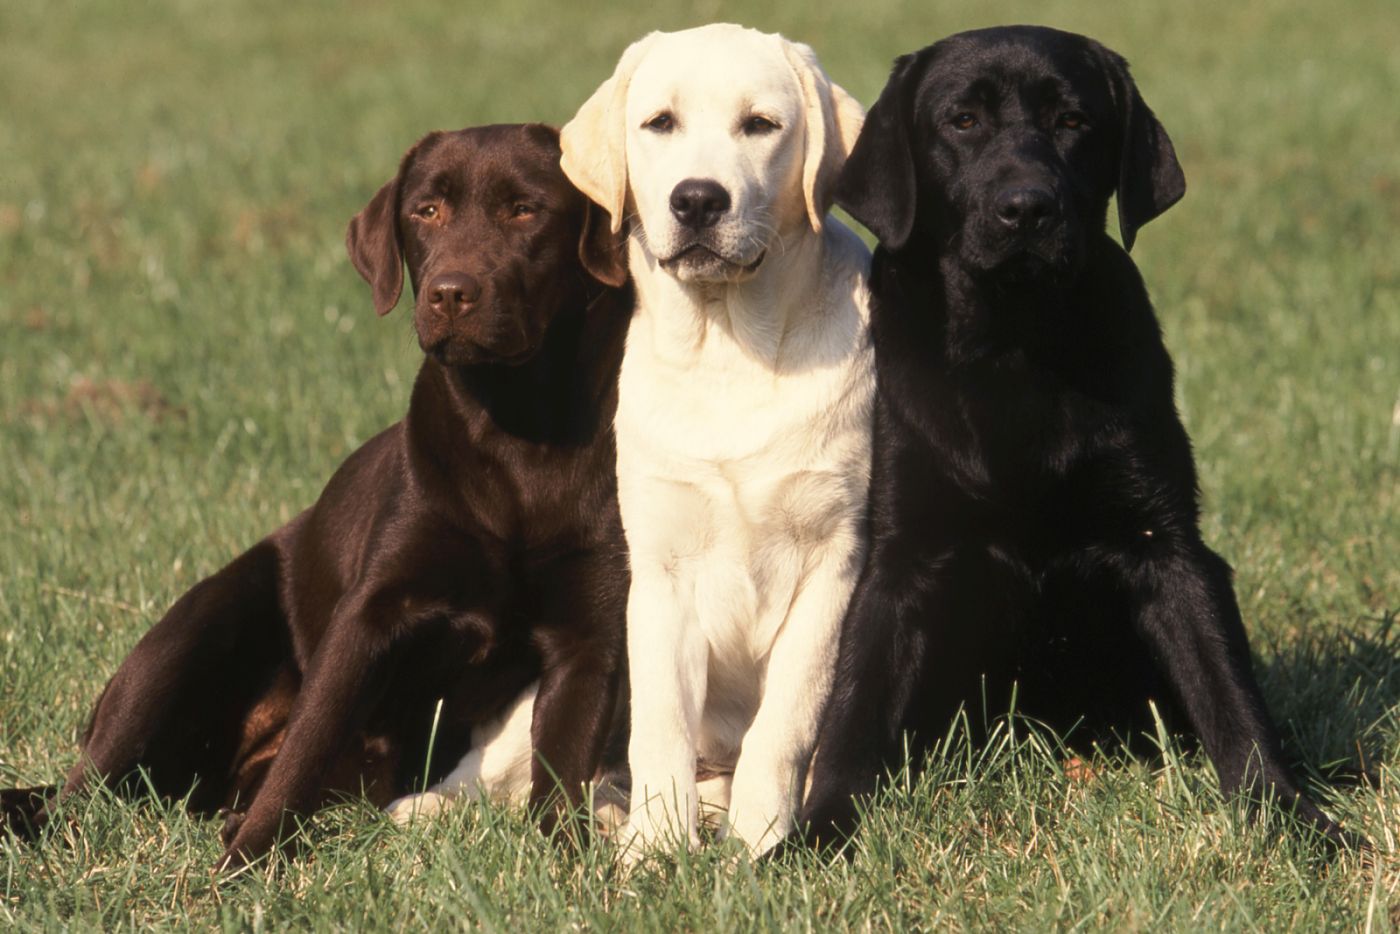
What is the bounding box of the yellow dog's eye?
[952,112,979,130]
[1058,111,1087,130]
[644,112,674,132]
[741,115,780,135]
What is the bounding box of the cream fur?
[562,23,874,858]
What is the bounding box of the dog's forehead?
[404,129,566,201]
[917,29,1107,107]
[626,28,801,120]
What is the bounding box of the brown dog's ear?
[579,200,628,287]
[561,33,658,234]
[781,39,865,233]
[833,53,919,251]
[346,177,403,317]
[346,134,440,316]
[1100,49,1186,252]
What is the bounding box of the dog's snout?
[994,187,1058,233]
[669,179,731,229]
[426,273,482,316]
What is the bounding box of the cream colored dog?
[561,23,873,857]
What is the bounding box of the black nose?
[669,179,731,229]
[994,187,1058,233]
[425,272,481,316]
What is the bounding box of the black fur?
[801,27,1354,848]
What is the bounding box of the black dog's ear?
[578,199,628,288]
[346,135,438,316]
[834,53,920,251]
[1101,50,1186,252]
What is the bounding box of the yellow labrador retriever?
[562,23,872,857]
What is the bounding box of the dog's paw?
[385,791,450,825]
[217,808,248,848]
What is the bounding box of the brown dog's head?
[347,124,627,366]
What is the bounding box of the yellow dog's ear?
[561,33,659,234]
[782,41,865,233]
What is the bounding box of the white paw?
[386,790,451,825]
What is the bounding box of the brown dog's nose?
[425,273,481,317]
[994,187,1058,233]
[670,179,731,229]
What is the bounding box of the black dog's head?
[347,124,627,366]
[837,26,1185,282]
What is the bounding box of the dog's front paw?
[217,808,247,848]
[385,791,451,825]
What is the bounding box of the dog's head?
[837,26,1185,283]
[560,23,863,286]
[346,124,626,366]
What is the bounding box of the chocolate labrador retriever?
[800,27,1355,847]
[2,124,632,870]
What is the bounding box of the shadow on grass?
[1255,609,1399,787]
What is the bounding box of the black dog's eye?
[741,115,781,136]
[644,112,675,133]
[951,112,980,131]
[1057,111,1088,130]
[510,203,537,219]
[415,203,440,220]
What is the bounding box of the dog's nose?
[994,187,1058,233]
[669,179,731,229]
[425,273,481,316]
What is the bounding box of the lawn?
[1,0,1397,928]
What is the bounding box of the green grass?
[2,0,1397,928]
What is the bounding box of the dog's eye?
[511,203,537,219]
[415,204,440,220]
[741,115,781,136]
[951,112,979,131]
[1057,111,1088,130]
[643,112,675,133]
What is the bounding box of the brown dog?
[2,124,632,870]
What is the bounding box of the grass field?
[2,0,1398,928]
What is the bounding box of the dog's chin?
[967,239,1082,288]
[659,244,766,285]
[418,331,538,368]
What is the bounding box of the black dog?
[800,27,1352,846]
[2,124,632,869]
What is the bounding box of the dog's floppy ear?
[833,53,919,251]
[347,134,436,316]
[781,40,865,233]
[579,199,628,287]
[561,33,658,235]
[346,177,402,316]
[1100,49,1186,252]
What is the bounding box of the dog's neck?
[629,223,834,372]
[879,237,1110,368]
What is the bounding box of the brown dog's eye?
[511,203,537,219]
[644,112,675,133]
[952,112,979,131]
[1058,111,1087,130]
[741,115,781,135]
[415,204,440,220]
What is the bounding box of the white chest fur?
[618,220,874,855]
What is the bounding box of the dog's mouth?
[659,243,766,280]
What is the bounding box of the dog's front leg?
[217,602,384,871]
[1126,537,1354,845]
[724,536,863,856]
[619,566,707,859]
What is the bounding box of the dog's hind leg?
[60,539,290,816]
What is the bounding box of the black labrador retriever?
[2,124,632,870]
[800,27,1354,847]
